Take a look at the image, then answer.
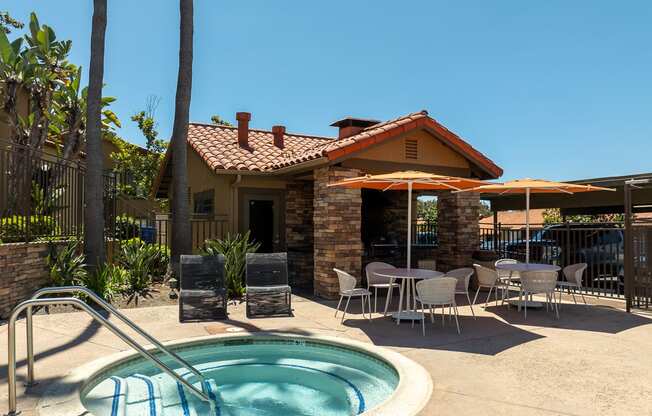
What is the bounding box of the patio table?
[375,268,443,322]
[495,263,561,309]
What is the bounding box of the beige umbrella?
[456,178,616,263]
[328,171,490,268]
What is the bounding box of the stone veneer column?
[437,192,480,271]
[285,180,314,290]
[313,166,362,299]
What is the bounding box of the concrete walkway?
[1,293,651,416]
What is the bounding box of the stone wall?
[0,241,62,319]
[437,192,480,271]
[313,166,362,299]
[286,180,314,290]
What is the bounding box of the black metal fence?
[480,222,626,297]
[625,179,652,311]
[413,221,437,245]
[0,141,117,243]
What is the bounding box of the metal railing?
[479,222,625,297]
[7,295,215,416]
[25,286,206,385]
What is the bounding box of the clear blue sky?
[4,1,652,180]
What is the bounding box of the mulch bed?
[31,283,178,315]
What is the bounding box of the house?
[153,110,503,298]
[479,209,546,230]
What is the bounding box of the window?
[193,189,214,216]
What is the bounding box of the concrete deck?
[1,293,652,416]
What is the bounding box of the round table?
[375,268,444,322]
[495,263,561,308]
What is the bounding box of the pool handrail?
[7,297,215,416]
[25,286,207,386]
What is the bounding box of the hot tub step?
[124,374,163,416]
[83,376,127,416]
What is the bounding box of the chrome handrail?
[7,297,215,416]
[25,286,206,386]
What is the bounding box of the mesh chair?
[179,255,227,322]
[333,268,372,323]
[444,268,476,318]
[473,264,507,307]
[520,270,559,319]
[415,277,460,335]
[495,258,520,301]
[557,263,588,306]
[245,253,292,318]
[365,262,399,313]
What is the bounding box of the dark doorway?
[249,200,275,252]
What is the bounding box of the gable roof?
[185,110,502,176]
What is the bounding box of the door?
[240,189,285,253]
[249,200,275,252]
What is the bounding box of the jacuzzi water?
[81,337,399,416]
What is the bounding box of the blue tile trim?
[201,363,366,414]
[176,381,190,416]
[109,377,121,416]
[131,375,157,416]
[203,380,221,416]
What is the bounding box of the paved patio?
[1,293,652,416]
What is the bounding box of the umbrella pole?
[407,181,412,270]
[525,187,530,264]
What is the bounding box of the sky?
[3,1,652,181]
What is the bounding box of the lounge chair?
[245,252,292,317]
[179,254,227,322]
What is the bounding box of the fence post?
[624,182,633,312]
[24,148,32,242]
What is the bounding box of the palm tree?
[84,0,108,270]
[170,0,193,275]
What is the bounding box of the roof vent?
[405,139,418,160]
[236,112,251,148]
[272,125,285,148]
[330,117,381,139]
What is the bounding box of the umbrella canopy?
[457,178,616,263]
[329,171,490,268]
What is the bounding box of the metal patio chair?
[557,263,588,307]
[245,252,292,318]
[179,254,227,322]
[444,267,476,318]
[333,268,372,323]
[365,262,399,313]
[415,277,460,335]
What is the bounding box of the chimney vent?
[236,112,251,148]
[330,117,381,139]
[272,125,285,148]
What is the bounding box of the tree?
[110,97,167,197]
[417,198,438,223]
[84,0,108,271]
[542,208,623,224]
[210,114,233,126]
[170,0,194,275]
[0,11,23,34]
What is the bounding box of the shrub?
[79,263,126,302]
[0,215,59,242]
[47,239,87,287]
[114,215,140,240]
[203,231,260,299]
[117,238,159,305]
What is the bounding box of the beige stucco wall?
[352,128,470,169]
[185,145,289,234]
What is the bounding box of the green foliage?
[203,231,260,299]
[0,215,58,242]
[210,115,233,126]
[78,262,125,302]
[114,215,141,240]
[110,101,167,198]
[117,238,162,305]
[0,11,23,34]
[47,239,86,286]
[417,198,438,224]
[542,208,624,225]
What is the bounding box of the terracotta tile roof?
[187,123,333,172]
[185,110,503,178]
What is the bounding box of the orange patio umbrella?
[328,171,490,269]
[456,178,616,263]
